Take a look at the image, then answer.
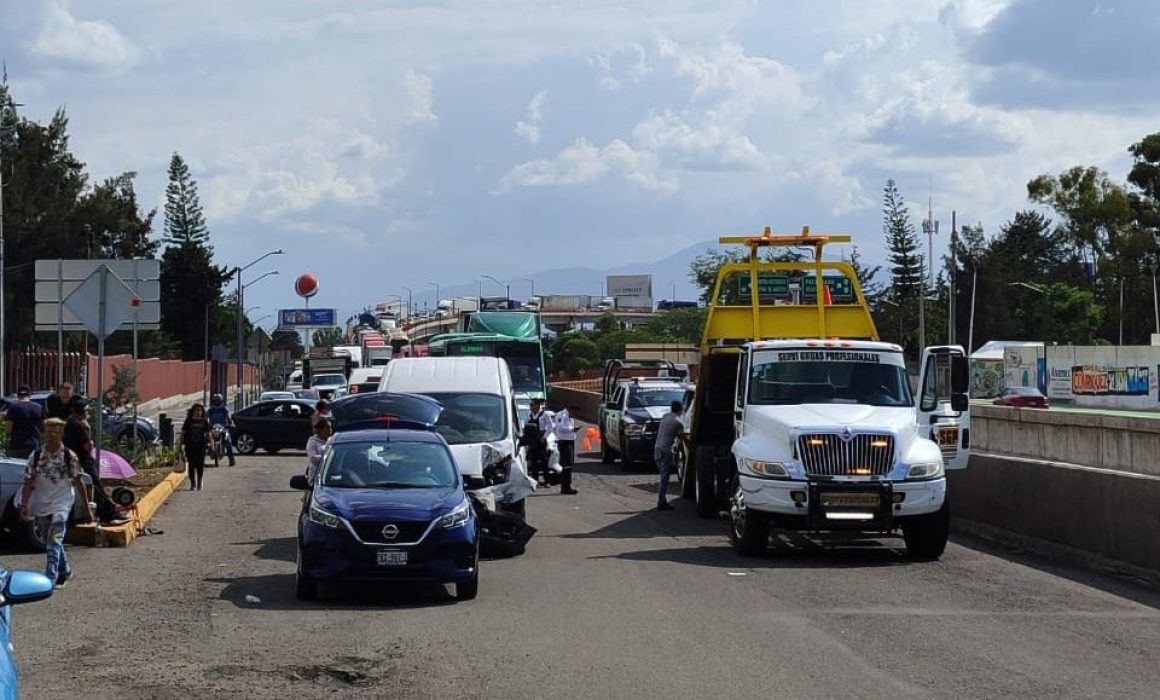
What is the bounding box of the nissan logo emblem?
[381,524,399,540]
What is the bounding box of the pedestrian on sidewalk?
[206,394,237,466]
[553,404,579,495]
[20,418,93,589]
[63,400,128,526]
[179,403,214,491]
[45,382,79,421]
[312,399,332,428]
[5,385,45,459]
[306,418,334,482]
[654,400,690,511]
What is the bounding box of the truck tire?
[902,501,950,561]
[729,475,769,557]
[619,429,632,470]
[600,428,615,465]
[695,445,718,519]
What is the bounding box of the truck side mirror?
[951,393,969,412]
[951,355,969,394]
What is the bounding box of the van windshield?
[421,392,507,445]
[748,349,912,407]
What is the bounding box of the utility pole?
[0,100,19,396]
[949,211,956,345]
[920,189,939,356]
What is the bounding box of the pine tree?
[159,153,228,360]
[883,179,923,305]
[848,248,881,300]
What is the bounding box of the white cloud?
[514,91,547,144]
[405,71,436,123]
[631,111,765,170]
[29,0,139,73]
[495,138,677,193]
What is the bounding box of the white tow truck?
[683,227,971,560]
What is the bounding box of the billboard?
[279,308,337,328]
[606,274,652,299]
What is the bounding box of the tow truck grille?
[796,433,895,477]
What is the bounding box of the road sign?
[738,273,790,298]
[35,259,161,332]
[64,266,140,340]
[802,275,855,301]
[279,308,337,328]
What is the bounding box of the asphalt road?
[7,449,1160,699]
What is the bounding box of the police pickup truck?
[598,360,687,468]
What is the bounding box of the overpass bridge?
[403,309,664,343]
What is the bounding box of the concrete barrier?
[949,454,1160,572]
[548,387,602,423]
[972,404,1160,477]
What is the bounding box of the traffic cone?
[823,283,834,306]
[583,426,599,452]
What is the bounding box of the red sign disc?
[295,273,319,298]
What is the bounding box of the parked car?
[259,391,296,402]
[993,386,1050,409]
[1,457,92,551]
[0,568,55,697]
[289,424,480,602]
[1,394,159,451]
[232,399,317,454]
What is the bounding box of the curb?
[66,468,187,548]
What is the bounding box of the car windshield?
[748,349,913,407]
[420,393,506,445]
[314,375,347,386]
[320,440,458,488]
[627,386,685,408]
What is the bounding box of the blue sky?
[3,0,1158,322]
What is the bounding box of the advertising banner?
[1043,345,1160,410]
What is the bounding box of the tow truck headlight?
[308,502,343,529]
[739,457,790,479]
[437,500,472,530]
[906,462,944,480]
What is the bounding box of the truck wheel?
[695,445,718,519]
[729,476,769,557]
[600,429,615,465]
[674,444,686,484]
[902,501,950,561]
[619,430,632,470]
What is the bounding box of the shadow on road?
[591,536,909,570]
[559,506,723,540]
[231,536,297,564]
[206,573,459,611]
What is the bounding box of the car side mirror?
[951,393,969,412]
[3,570,54,605]
[289,475,311,490]
[951,355,969,394]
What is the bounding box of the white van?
[378,357,535,511]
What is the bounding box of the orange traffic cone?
[582,426,600,452]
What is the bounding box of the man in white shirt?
[525,399,555,485]
[553,405,579,495]
[20,418,93,588]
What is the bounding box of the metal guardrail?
[552,379,602,391]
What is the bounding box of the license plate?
[821,493,881,508]
[936,426,959,450]
[376,550,408,566]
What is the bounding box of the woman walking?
[180,403,215,491]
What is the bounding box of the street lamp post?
[519,278,535,299]
[231,250,283,410]
[401,286,413,321]
[921,196,939,356]
[428,281,440,308]
[482,275,508,303]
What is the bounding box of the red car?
[992,386,1050,408]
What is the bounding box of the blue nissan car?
[290,393,480,601]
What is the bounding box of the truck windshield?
[421,392,507,445]
[627,386,685,408]
[748,350,912,407]
[313,374,347,387]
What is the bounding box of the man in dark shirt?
[46,382,78,421]
[5,385,45,459]
[63,399,126,525]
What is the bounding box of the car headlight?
[738,457,790,479]
[437,500,472,530]
[906,461,944,480]
[625,423,645,436]
[308,502,343,529]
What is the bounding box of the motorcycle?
[210,424,227,467]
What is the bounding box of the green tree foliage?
[849,247,881,300]
[550,334,601,377]
[312,327,345,347]
[642,307,706,344]
[688,248,746,303]
[270,329,305,356]
[159,153,228,360]
[879,180,924,352]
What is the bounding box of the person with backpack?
[19,418,94,589]
[179,403,215,491]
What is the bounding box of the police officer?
[524,399,554,484]
[206,394,236,466]
[553,404,579,495]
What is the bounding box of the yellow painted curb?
[66,468,187,548]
